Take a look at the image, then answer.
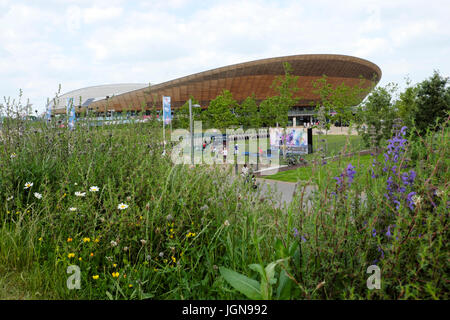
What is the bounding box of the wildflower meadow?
[0,101,448,299]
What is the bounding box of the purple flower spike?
[400,126,407,136]
[386,225,392,238]
[377,245,385,259]
[406,192,416,210]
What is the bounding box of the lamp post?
[189,99,201,165]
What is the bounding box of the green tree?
[259,62,300,128]
[412,70,450,134]
[270,62,300,127]
[354,83,399,148]
[330,77,370,128]
[395,77,419,130]
[235,94,260,129]
[312,75,334,133]
[204,90,238,129]
[312,75,371,133]
[259,96,278,127]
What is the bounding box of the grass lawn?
[308,134,364,158]
[264,153,377,183]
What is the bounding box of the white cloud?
[354,37,392,57]
[82,6,123,24]
[66,5,82,32]
[0,0,449,112]
[389,20,440,47]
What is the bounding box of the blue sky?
[1,0,449,113]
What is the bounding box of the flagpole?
[162,96,165,154]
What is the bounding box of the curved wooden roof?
[55,54,381,114]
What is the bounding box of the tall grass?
[0,96,448,299]
[0,108,287,299]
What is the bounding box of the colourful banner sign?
[285,128,308,147]
[67,97,76,130]
[46,102,52,122]
[269,127,308,154]
[162,96,171,125]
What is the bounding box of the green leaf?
[276,269,293,300]
[249,263,266,281]
[219,267,262,300]
[141,293,154,299]
[249,263,271,300]
[265,258,288,284]
[275,238,289,259]
[105,290,114,300]
[289,241,299,256]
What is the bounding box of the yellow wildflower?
[171,256,176,263]
[79,257,82,261]
[38,237,43,241]
[83,237,90,243]
[92,275,99,280]
[94,238,100,243]
[68,253,75,258]
[129,284,133,288]
[112,272,119,278]
[113,263,117,268]
[90,252,94,257]
[67,237,73,242]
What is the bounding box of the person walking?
[223,146,228,163]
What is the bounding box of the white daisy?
[69,207,77,212]
[34,192,42,199]
[6,196,13,201]
[10,153,17,159]
[75,191,86,197]
[117,203,129,210]
[89,186,99,192]
[24,182,33,189]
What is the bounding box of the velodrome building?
[51,54,381,126]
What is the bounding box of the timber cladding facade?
[54,54,381,115]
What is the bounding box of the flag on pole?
[46,101,52,123]
[67,97,76,130]
[162,96,171,125]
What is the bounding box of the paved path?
[256,178,317,208]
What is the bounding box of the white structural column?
[293,117,296,127]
